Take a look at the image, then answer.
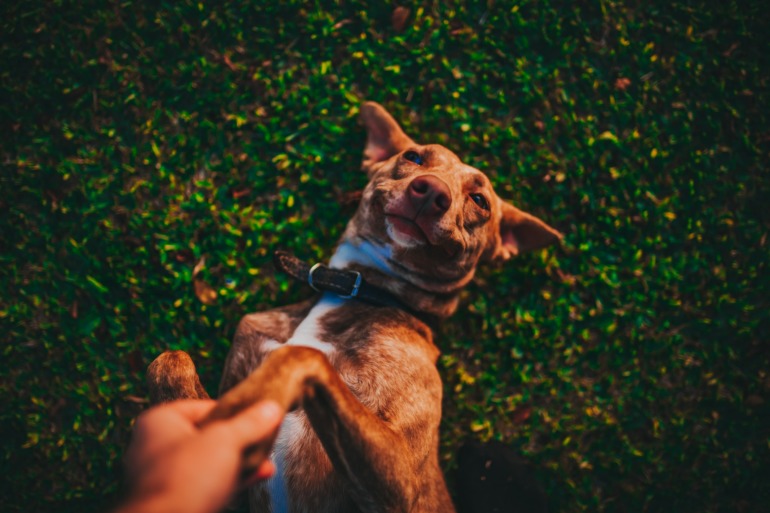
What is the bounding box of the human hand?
[115,399,283,513]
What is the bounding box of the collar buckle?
[307,263,323,292]
[308,263,362,299]
[338,270,362,299]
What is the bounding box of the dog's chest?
[263,294,342,356]
[265,296,354,511]
[257,294,435,513]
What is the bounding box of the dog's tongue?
[387,207,464,259]
[389,216,429,243]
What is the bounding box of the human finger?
[207,400,283,449]
[126,400,217,470]
[240,459,276,488]
[160,399,218,423]
[132,399,216,435]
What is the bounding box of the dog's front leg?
[301,370,421,513]
[202,345,423,513]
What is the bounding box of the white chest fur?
[263,293,344,513]
[261,293,343,357]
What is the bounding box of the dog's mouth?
[383,213,465,260]
[384,214,428,244]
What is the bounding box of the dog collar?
[273,251,411,310]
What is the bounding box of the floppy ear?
[495,201,562,261]
[360,102,416,173]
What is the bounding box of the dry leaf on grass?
[194,279,218,305]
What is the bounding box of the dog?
[146,102,561,513]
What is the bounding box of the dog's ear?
[493,201,562,261]
[360,102,415,173]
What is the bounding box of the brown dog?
[146,102,561,513]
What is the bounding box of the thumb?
[211,400,284,449]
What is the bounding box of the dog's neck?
[329,239,462,319]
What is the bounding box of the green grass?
[2,1,768,511]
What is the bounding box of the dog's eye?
[403,151,423,165]
[470,193,490,210]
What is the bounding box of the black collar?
[273,251,441,331]
[273,250,416,310]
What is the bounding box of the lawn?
[1,1,768,512]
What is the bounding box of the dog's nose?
[408,175,451,215]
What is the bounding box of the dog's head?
[342,102,561,295]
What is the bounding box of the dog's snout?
[408,175,451,214]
